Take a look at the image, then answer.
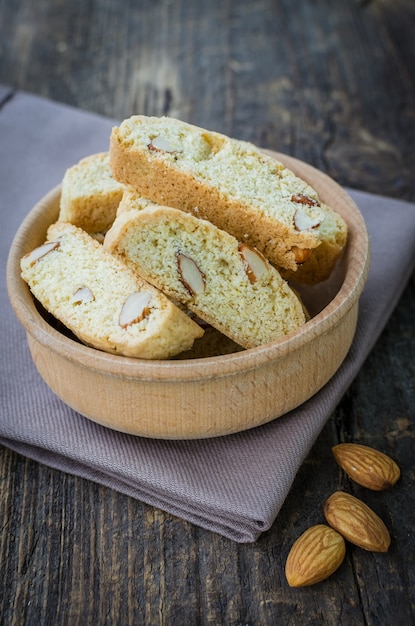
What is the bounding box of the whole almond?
[285,524,346,587]
[324,491,390,552]
[332,443,400,491]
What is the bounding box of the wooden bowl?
[7,152,370,439]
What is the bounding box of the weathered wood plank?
[1,1,414,199]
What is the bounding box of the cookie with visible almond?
[104,205,307,349]
[109,115,347,282]
[20,222,203,359]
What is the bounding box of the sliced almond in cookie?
[24,240,60,265]
[238,243,269,284]
[291,246,312,264]
[293,207,321,232]
[71,286,95,304]
[291,193,320,207]
[119,291,152,328]
[177,253,205,295]
[148,136,179,153]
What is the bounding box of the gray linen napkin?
[1,88,415,542]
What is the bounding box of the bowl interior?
[7,151,370,383]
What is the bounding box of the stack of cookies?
[20,116,347,359]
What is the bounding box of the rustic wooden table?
[1,1,414,624]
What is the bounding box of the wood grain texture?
[0,0,414,623]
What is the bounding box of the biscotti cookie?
[109,115,347,281]
[59,152,124,233]
[117,186,153,216]
[104,206,307,349]
[20,222,204,359]
[117,186,346,285]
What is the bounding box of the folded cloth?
[1,88,415,542]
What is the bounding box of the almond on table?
[285,525,346,587]
[332,443,400,491]
[324,491,391,553]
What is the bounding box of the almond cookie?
[20,222,203,359]
[104,206,307,349]
[109,115,347,282]
[59,152,124,234]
